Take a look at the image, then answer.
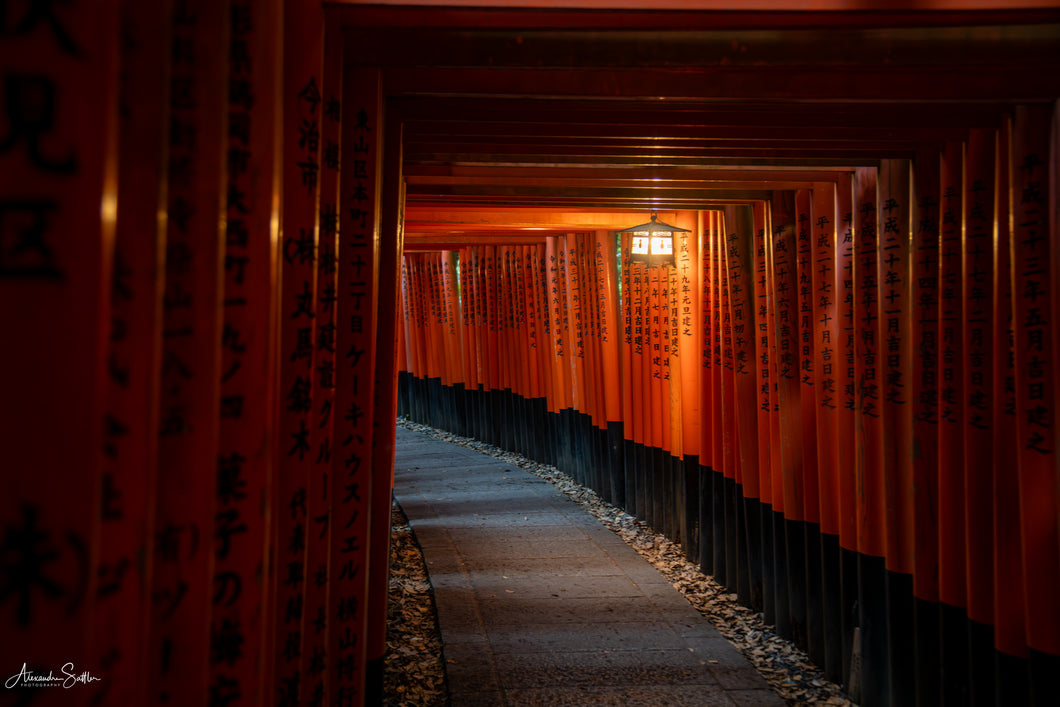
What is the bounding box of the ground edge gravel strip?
[394,418,856,707]
[384,500,450,707]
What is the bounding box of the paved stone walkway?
[393,426,786,706]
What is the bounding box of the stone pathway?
[393,426,785,706]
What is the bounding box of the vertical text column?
[150,3,228,703]
[329,65,383,705]
[210,0,282,704]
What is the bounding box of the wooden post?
[835,173,858,553]
[853,167,884,560]
[812,184,839,538]
[91,1,169,704]
[366,112,405,700]
[300,14,345,707]
[961,129,998,636]
[0,0,120,703]
[210,0,282,704]
[910,149,943,707]
[877,158,915,704]
[1009,103,1060,663]
[149,2,229,704]
[911,151,941,603]
[275,1,324,701]
[991,115,1027,663]
[328,65,382,705]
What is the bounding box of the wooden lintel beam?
[391,96,1010,130]
[401,119,969,144]
[383,65,1060,102]
[405,175,826,192]
[330,4,1060,32]
[406,145,915,162]
[405,183,775,199]
[403,165,851,184]
[410,154,880,168]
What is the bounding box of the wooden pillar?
[751,203,772,509]
[149,2,229,704]
[698,211,716,479]
[811,181,842,682]
[811,184,840,539]
[275,1,324,702]
[0,0,120,703]
[877,158,915,706]
[1009,103,1060,681]
[910,149,942,707]
[835,173,858,554]
[210,0,282,705]
[991,114,1027,669]
[366,109,405,701]
[852,167,884,559]
[299,14,344,707]
[770,193,802,527]
[90,1,169,704]
[329,64,383,706]
[961,128,999,705]
[852,165,889,707]
[936,140,969,705]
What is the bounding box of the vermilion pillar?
[853,167,884,560]
[300,16,344,707]
[329,64,383,704]
[149,2,228,704]
[835,173,857,553]
[910,150,943,706]
[811,185,839,538]
[0,2,120,705]
[1009,104,1060,661]
[210,0,282,704]
[276,1,324,701]
[992,116,1027,663]
[90,2,169,704]
[367,110,405,700]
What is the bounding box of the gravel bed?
[384,501,449,706]
[387,419,856,707]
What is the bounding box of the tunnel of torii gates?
[2,0,1060,706]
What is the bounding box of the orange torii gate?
[2,3,1059,707]
[398,125,1060,705]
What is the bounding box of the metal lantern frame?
[617,211,688,266]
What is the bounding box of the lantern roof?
[616,211,690,234]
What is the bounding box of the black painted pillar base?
[365,655,385,705]
[785,518,808,652]
[607,422,625,511]
[1029,649,1060,707]
[967,619,995,707]
[885,570,915,706]
[682,455,700,565]
[820,533,843,684]
[995,649,1029,707]
[698,465,714,576]
[940,601,970,706]
[912,597,940,707]
[805,523,825,667]
[760,501,776,628]
[858,554,890,707]
[712,472,727,587]
[743,496,763,612]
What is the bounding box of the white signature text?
[5,662,102,689]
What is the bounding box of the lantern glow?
[618,211,687,265]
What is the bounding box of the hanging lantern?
[618,211,687,266]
